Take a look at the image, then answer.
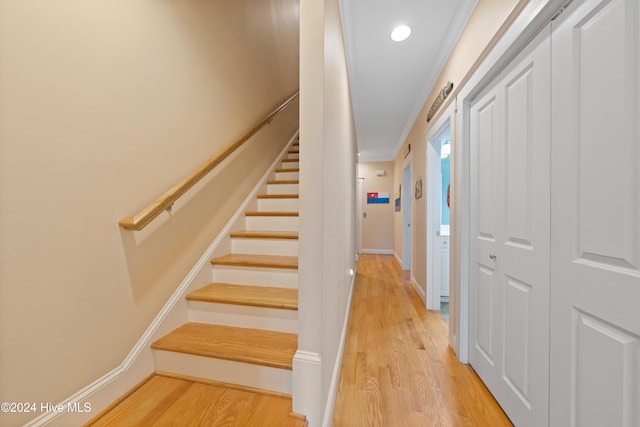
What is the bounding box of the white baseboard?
[322,270,357,427]
[410,275,426,304]
[25,133,299,427]
[292,269,357,427]
[292,351,323,426]
[360,249,393,255]
[393,251,402,266]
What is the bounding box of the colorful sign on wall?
[367,192,390,204]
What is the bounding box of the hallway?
[332,254,512,426]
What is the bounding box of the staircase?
[151,139,300,395]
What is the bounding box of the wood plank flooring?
[332,254,513,427]
[87,375,306,427]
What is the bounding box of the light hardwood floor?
[332,254,513,426]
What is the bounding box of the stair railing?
[119,91,299,231]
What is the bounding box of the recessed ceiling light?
[391,25,411,42]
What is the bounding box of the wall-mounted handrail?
[119,91,299,231]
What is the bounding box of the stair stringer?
[24,131,299,427]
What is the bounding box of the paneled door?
[550,0,640,425]
[469,25,551,427]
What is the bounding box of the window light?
[441,141,451,158]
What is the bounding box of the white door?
[550,0,640,425]
[402,163,412,270]
[470,25,551,427]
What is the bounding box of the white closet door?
[470,25,551,427]
[550,0,640,425]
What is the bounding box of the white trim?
[393,251,402,267]
[426,107,454,313]
[360,248,394,255]
[25,133,300,427]
[292,350,323,426]
[410,275,426,304]
[321,271,357,427]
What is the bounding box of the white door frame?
[452,0,565,363]
[426,112,453,311]
[356,177,365,260]
[401,157,413,270]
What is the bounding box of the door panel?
[550,0,640,425]
[470,89,503,384]
[505,66,535,249]
[470,25,550,427]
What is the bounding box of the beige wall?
[358,162,395,252]
[0,0,298,424]
[393,0,522,293]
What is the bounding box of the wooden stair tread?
[275,168,300,173]
[257,193,299,199]
[187,283,298,310]
[230,231,298,239]
[282,158,298,162]
[267,180,299,185]
[151,323,297,370]
[245,211,298,217]
[87,375,307,427]
[211,254,298,269]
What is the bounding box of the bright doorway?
[427,120,451,322]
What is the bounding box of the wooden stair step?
[151,323,297,370]
[257,194,299,199]
[267,179,299,185]
[276,168,300,173]
[211,254,298,269]
[245,211,298,217]
[282,158,298,163]
[87,375,307,427]
[230,231,298,239]
[187,283,298,310]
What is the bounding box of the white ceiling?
[340,0,478,161]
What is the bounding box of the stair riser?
[287,152,299,160]
[246,216,298,231]
[153,351,292,394]
[281,160,299,168]
[232,238,298,256]
[267,183,299,195]
[188,301,297,334]
[257,198,299,212]
[275,171,299,181]
[212,266,298,288]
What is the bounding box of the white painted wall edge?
[321,268,357,427]
[292,350,322,426]
[26,132,299,427]
[360,249,394,255]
